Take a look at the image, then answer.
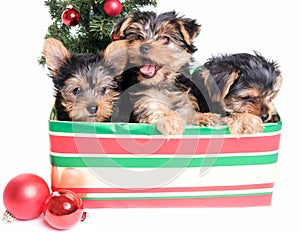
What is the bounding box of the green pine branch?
[39,0,157,65]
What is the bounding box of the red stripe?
[81,195,273,208]
[49,134,280,154]
[52,183,274,194]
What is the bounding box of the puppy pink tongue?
[140,64,156,77]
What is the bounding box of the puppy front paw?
[196,112,222,126]
[225,113,263,136]
[268,114,280,123]
[156,115,184,136]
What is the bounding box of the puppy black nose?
[261,113,269,121]
[87,105,98,114]
[140,44,150,54]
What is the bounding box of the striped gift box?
[49,111,282,208]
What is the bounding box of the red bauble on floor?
[43,189,84,230]
[2,173,50,221]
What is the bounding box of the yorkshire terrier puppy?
[43,37,127,122]
[201,52,282,135]
[114,10,201,85]
[113,11,221,136]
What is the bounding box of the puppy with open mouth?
[113,10,221,136]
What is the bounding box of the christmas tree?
[39,0,157,64]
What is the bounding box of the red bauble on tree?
[104,0,122,17]
[61,5,80,26]
[112,32,119,40]
[2,173,50,223]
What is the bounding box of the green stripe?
[50,153,278,168]
[189,66,202,75]
[81,192,273,201]
[49,120,282,135]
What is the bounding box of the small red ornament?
[104,0,122,17]
[112,31,124,40]
[43,189,84,230]
[2,173,50,222]
[61,5,80,26]
[112,32,119,40]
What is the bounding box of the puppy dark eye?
[72,87,81,95]
[241,96,257,103]
[157,36,170,45]
[241,96,251,100]
[99,87,107,94]
[137,35,144,41]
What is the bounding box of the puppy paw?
[267,114,280,123]
[156,115,184,136]
[196,113,222,126]
[225,113,263,136]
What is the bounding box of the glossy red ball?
[112,32,119,41]
[43,189,84,230]
[61,7,80,26]
[104,0,122,17]
[3,173,50,220]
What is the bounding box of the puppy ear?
[270,72,283,100]
[113,16,133,39]
[201,67,240,102]
[43,38,71,76]
[103,40,128,75]
[176,17,201,53]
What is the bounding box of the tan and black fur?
[113,11,221,136]
[43,37,128,122]
[201,52,282,135]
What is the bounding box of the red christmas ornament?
[2,173,50,223]
[61,5,80,26]
[43,189,84,230]
[112,31,124,40]
[112,32,119,40]
[104,0,122,17]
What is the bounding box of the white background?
[0,0,299,232]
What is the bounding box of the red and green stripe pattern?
[49,119,282,208]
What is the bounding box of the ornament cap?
[66,3,74,9]
[2,210,16,224]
